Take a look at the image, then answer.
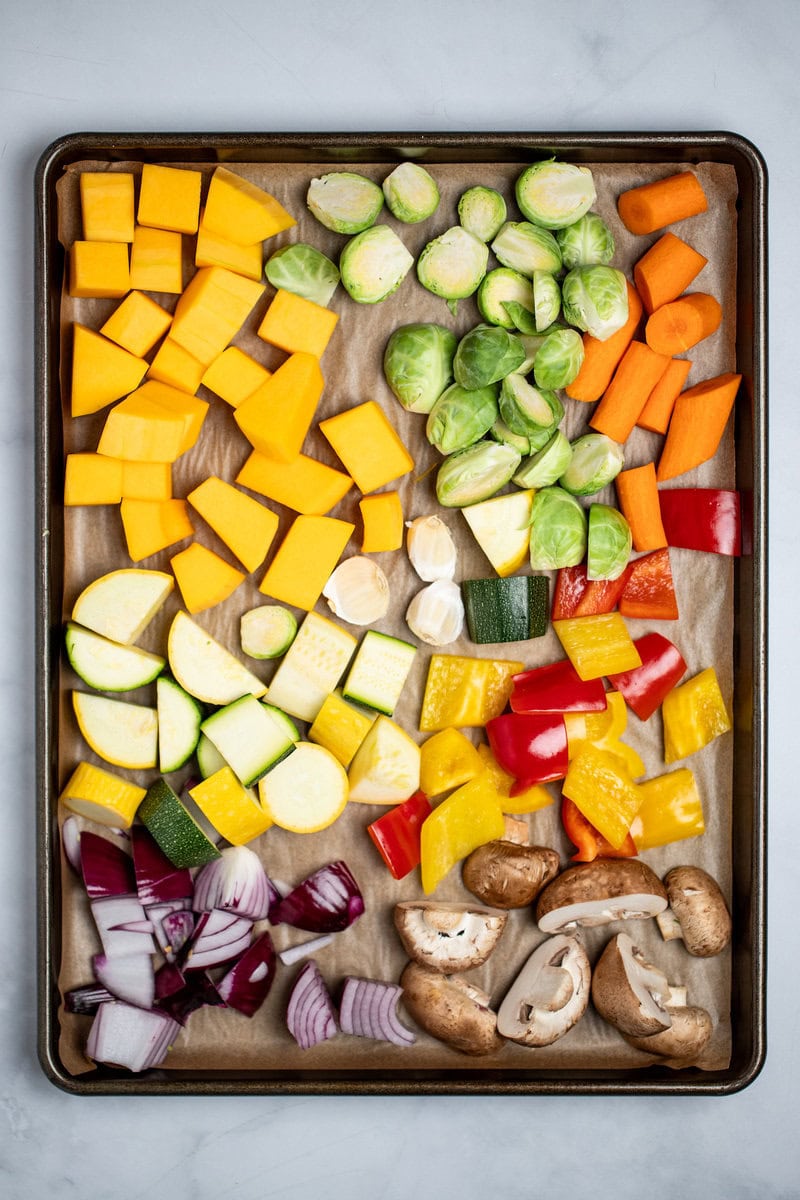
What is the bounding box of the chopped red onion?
[183,909,253,972]
[217,932,277,1017]
[161,909,195,961]
[154,961,186,1001]
[63,984,114,1015]
[61,816,83,873]
[86,1001,180,1072]
[193,846,274,921]
[278,934,334,966]
[91,896,156,959]
[93,953,155,1010]
[286,960,338,1050]
[130,825,193,905]
[273,861,364,934]
[339,977,415,1047]
[80,831,135,899]
[145,899,193,960]
[154,967,225,1025]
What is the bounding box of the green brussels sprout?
[383,323,457,414]
[513,333,550,375]
[264,243,340,307]
[490,418,530,457]
[491,221,562,277]
[502,301,539,336]
[587,504,632,580]
[307,171,384,234]
[533,328,585,390]
[558,433,624,497]
[453,325,526,390]
[561,265,629,341]
[436,440,521,507]
[477,268,534,329]
[529,486,588,570]
[532,270,561,331]
[426,382,499,455]
[498,372,563,439]
[515,160,597,230]
[513,429,573,489]
[458,186,508,243]
[382,162,440,223]
[556,212,615,269]
[417,226,489,304]
[339,226,414,304]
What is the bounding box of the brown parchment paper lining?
[54,156,738,1078]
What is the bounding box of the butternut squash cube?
[258,515,355,611]
[147,338,205,394]
[137,163,202,234]
[257,288,338,359]
[69,241,130,298]
[100,291,172,357]
[359,491,404,552]
[129,226,183,294]
[236,450,353,515]
[170,542,245,613]
[196,214,263,281]
[121,461,172,501]
[131,380,209,454]
[70,324,148,418]
[64,453,123,506]
[234,352,324,462]
[97,395,188,463]
[203,166,296,246]
[201,346,270,408]
[170,266,265,366]
[187,476,279,572]
[120,498,193,562]
[80,172,135,242]
[320,401,414,493]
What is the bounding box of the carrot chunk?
[656,372,741,482]
[618,172,708,236]
[637,358,692,435]
[565,281,643,404]
[615,463,667,552]
[633,232,708,314]
[645,293,722,357]
[589,341,671,444]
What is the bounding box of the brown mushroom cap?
[536,858,668,934]
[660,866,732,957]
[591,931,672,1038]
[400,961,505,1056]
[393,901,507,972]
[623,1005,714,1065]
[497,934,591,1047]
[462,842,560,910]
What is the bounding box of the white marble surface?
[2,1,797,1196]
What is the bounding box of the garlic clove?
[323,556,390,626]
[406,579,464,646]
[406,515,457,582]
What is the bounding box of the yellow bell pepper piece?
[476,743,553,814]
[419,728,483,797]
[553,613,642,681]
[630,768,705,851]
[420,771,505,894]
[562,745,642,850]
[565,691,645,779]
[662,667,732,763]
[419,653,524,732]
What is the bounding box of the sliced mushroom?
[463,842,560,910]
[400,961,505,1056]
[591,931,672,1038]
[497,935,591,1047]
[623,1004,714,1066]
[393,901,507,973]
[656,865,732,957]
[535,858,668,934]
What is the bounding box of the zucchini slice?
[342,631,417,716]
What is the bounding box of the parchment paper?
[54,155,738,1078]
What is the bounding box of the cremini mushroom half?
[462,841,560,910]
[399,961,505,1056]
[656,865,732,957]
[393,901,507,973]
[591,931,673,1038]
[623,1004,714,1066]
[535,858,668,934]
[497,934,591,1047]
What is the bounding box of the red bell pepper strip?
[659,488,742,555]
[551,563,632,620]
[486,712,569,795]
[618,548,679,621]
[367,790,432,880]
[607,632,687,721]
[510,659,608,714]
[561,796,637,863]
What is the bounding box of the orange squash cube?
[129,226,183,294]
[187,476,279,572]
[120,498,193,562]
[64,453,124,505]
[170,542,245,613]
[97,395,188,463]
[121,461,172,501]
[147,338,205,394]
[131,380,209,454]
[201,346,270,407]
[137,164,202,234]
[80,172,135,242]
[170,267,265,366]
[69,241,130,298]
[236,451,353,515]
[319,401,414,493]
[195,214,263,281]
[359,491,404,552]
[101,291,172,357]
[70,324,148,418]
[234,352,324,462]
[203,166,296,245]
[258,515,354,610]
[257,288,338,358]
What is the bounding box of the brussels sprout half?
[515,161,597,230]
[436,441,521,508]
[477,268,534,330]
[307,171,384,234]
[558,433,624,497]
[532,271,561,331]
[383,323,457,414]
[453,325,526,391]
[529,486,588,570]
[587,504,632,581]
[340,226,414,304]
[533,327,585,390]
[417,226,489,303]
[458,186,508,243]
[491,221,562,278]
[382,162,440,224]
[513,429,573,489]
[426,382,499,455]
[499,373,564,440]
[264,243,340,307]
[490,417,530,457]
[561,265,629,341]
[556,212,615,269]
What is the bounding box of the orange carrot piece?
[618,172,708,236]
[615,463,667,552]
[589,341,671,444]
[566,282,643,403]
[656,372,742,483]
[645,293,722,356]
[637,358,692,434]
[633,232,708,314]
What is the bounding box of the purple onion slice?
[130,824,193,905]
[154,967,225,1025]
[273,861,364,934]
[217,932,277,1017]
[339,977,415,1047]
[193,846,274,921]
[91,896,156,959]
[80,830,135,899]
[86,1001,180,1072]
[182,910,253,972]
[92,953,155,1010]
[286,960,338,1050]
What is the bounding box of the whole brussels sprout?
[515,160,597,230]
[559,433,624,497]
[383,323,457,414]
[382,162,440,223]
[533,327,585,390]
[587,504,632,580]
[426,382,499,455]
[491,221,562,277]
[436,441,521,507]
[458,186,507,243]
[453,325,526,390]
[529,486,588,570]
[556,212,615,269]
[264,243,340,307]
[561,265,629,341]
[307,171,384,234]
[340,225,414,304]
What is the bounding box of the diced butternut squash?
[80,172,135,243]
[147,338,205,394]
[202,166,296,245]
[170,266,265,366]
[97,395,188,463]
[131,380,209,454]
[121,461,172,500]
[195,212,263,281]
[236,451,353,515]
[258,515,354,610]
[320,401,414,493]
[170,542,245,613]
[137,163,202,234]
[70,324,148,418]
[234,352,324,462]
[69,241,129,298]
[100,291,172,357]
[120,498,193,562]
[64,453,123,505]
[257,288,338,359]
[359,491,404,552]
[201,346,270,407]
[129,225,183,294]
[187,476,279,572]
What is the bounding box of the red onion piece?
[193,846,274,921]
[286,960,338,1050]
[154,967,225,1025]
[63,984,114,1015]
[62,816,83,873]
[217,932,277,1017]
[161,909,195,961]
[91,897,156,959]
[92,953,155,1010]
[130,825,193,905]
[278,934,334,966]
[273,861,365,934]
[154,961,186,1001]
[339,977,415,1047]
[145,899,193,960]
[80,831,135,899]
[86,1001,180,1072]
[183,909,253,972]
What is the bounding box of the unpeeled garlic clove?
[406,515,457,582]
[322,556,390,625]
[405,579,464,646]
